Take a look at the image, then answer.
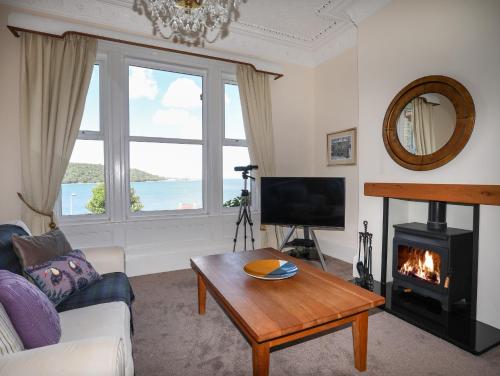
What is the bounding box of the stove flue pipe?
[427,201,447,231]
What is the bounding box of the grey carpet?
[130,257,500,376]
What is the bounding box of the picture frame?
[327,128,357,166]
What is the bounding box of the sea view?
[61,179,244,215]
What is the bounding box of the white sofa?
[0,245,134,376]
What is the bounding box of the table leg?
[252,342,270,376]
[197,274,206,315]
[352,311,368,371]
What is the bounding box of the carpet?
[130,266,500,375]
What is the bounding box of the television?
[260,177,345,229]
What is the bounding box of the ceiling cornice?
[0,0,391,67]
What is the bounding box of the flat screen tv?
[260,177,345,229]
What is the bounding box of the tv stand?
[279,226,327,271]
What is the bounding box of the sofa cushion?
[59,301,133,376]
[25,249,102,306]
[0,224,29,275]
[0,303,24,355]
[56,272,134,314]
[0,270,61,349]
[12,228,72,268]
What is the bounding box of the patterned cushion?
[0,270,61,349]
[0,224,29,275]
[12,228,73,268]
[0,303,24,355]
[25,249,102,306]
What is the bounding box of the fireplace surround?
[364,183,500,354]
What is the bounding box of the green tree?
[86,183,144,214]
[223,197,242,208]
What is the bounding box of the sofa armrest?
[81,246,125,274]
[0,337,125,376]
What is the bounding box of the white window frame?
[59,41,255,224]
[57,56,111,223]
[124,58,208,218]
[221,76,254,212]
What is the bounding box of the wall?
[0,5,22,222]
[312,48,359,263]
[271,63,315,176]
[356,0,500,328]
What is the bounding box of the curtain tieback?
[17,192,57,229]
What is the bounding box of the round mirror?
[383,75,475,171]
[396,93,456,155]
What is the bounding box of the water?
[61,179,244,215]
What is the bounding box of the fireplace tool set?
[355,221,374,291]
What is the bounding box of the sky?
[73,64,249,180]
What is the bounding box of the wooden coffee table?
[191,248,385,376]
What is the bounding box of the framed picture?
[327,128,357,166]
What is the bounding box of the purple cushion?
[0,270,61,349]
[25,249,102,306]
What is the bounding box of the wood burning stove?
[392,201,473,311]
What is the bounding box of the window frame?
[57,57,111,223]
[125,58,208,218]
[221,76,254,213]
[58,43,256,225]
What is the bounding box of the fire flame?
[399,249,440,285]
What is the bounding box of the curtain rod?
[7,25,283,80]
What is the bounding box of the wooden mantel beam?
[364,183,500,206]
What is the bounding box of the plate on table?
[243,259,298,280]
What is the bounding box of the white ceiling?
[1,0,391,66]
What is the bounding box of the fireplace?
[392,202,473,311]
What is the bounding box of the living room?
[1,0,499,375]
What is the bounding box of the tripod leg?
[243,212,247,252]
[245,209,255,250]
[233,204,244,252]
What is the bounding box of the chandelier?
[136,0,243,46]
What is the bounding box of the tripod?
[232,169,255,252]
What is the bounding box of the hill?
[63,163,165,183]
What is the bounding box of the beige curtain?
[20,32,97,234]
[236,64,276,247]
[412,97,435,155]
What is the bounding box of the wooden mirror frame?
[383,75,475,171]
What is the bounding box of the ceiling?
[1,0,391,66]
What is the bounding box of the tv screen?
[260,177,345,228]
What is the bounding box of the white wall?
[271,63,315,176]
[357,0,500,328]
[313,48,359,263]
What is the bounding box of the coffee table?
[190,248,385,375]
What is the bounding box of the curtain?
[20,32,97,234]
[412,97,435,155]
[236,64,276,247]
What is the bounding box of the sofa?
[0,223,134,376]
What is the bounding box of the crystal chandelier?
[136,0,243,46]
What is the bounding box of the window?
[223,82,250,208]
[128,66,204,212]
[59,46,253,223]
[61,65,106,216]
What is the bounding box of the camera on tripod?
[234,165,258,172]
[232,164,258,252]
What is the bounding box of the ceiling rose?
[134,0,244,46]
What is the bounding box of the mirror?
[383,75,475,171]
[396,93,456,155]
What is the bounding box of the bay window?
[59,45,252,222]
